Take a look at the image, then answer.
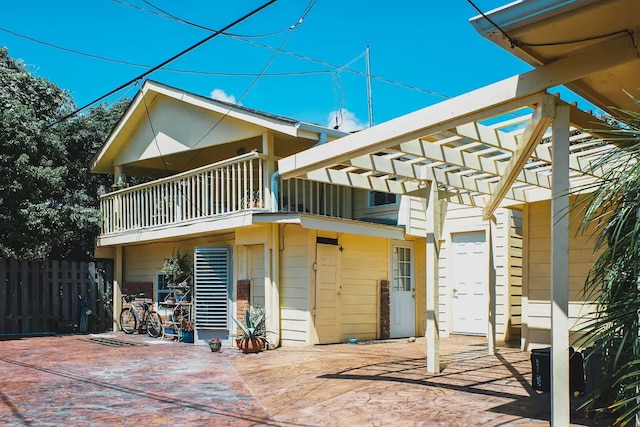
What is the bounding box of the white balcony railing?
[100,152,267,234]
[278,178,351,219]
[99,153,354,236]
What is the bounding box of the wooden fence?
[0,259,113,335]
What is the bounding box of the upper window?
[368,191,397,208]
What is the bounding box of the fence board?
[0,259,113,335]
[10,259,18,333]
[51,261,60,326]
[61,261,69,321]
[0,260,5,333]
[71,262,79,322]
[31,260,40,332]
[20,261,29,333]
[42,261,51,332]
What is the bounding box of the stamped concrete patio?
[0,333,607,426]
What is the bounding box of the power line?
[114,0,451,99]
[185,0,317,161]
[466,0,518,48]
[0,26,334,78]
[47,0,278,127]
[112,0,291,39]
[467,0,636,49]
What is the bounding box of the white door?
[390,245,415,338]
[451,232,487,335]
[315,243,341,344]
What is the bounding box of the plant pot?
[182,331,194,343]
[239,337,264,354]
[164,326,176,339]
[235,338,242,348]
[209,340,222,352]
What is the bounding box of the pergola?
[278,23,638,425]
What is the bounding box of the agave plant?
[232,307,266,340]
[573,98,640,426]
[232,307,267,353]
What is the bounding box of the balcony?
[100,152,352,237]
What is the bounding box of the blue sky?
[2,1,572,130]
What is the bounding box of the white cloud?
[210,88,239,104]
[326,109,366,132]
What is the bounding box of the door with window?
[390,244,415,338]
[451,232,487,335]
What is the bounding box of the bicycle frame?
[123,294,152,324]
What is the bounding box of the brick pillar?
[380,280,390,340]
[237,280,251,330]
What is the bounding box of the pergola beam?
[305,167,424,194]
[399,138,552,189]
[483,95,555,220]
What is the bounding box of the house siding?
[279,224,312,346]
[508,209,523,341]
[438,203,518,340]
[525,200,598,348]
[336,233,389,342]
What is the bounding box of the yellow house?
[92,79,527,349]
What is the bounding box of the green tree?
[55,100,130,259]
[0,47,71,259]
[576,101,640,425]
[0,47,129,260]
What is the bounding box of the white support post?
[263,132,275,210]
[426,183,440,373]
[270,223,281,348]
[551,104,570,426]
[112,246,123,332]
[488,218,496,355]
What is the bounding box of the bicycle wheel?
[146,311,163,338]
[120,308,137,334]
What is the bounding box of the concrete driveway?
[0,333,606,426]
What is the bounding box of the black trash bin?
[531,347,551,392]
[531,347,585,393]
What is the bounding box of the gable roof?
[91,80,346,173]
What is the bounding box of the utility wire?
[47,0,277,127]
[112,0,290,39]
[186,0,316,157]
[0,26,334,78]
[113,0,451,99]
[467,0,636,49]
[466,0,518,48]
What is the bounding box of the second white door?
[451,232,488,335]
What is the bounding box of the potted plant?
[232,307,267,353]
[181,319,194,343]
[162,249,192,287]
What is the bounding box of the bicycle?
[119,294,163,338]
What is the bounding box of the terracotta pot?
[239,337,264,353]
